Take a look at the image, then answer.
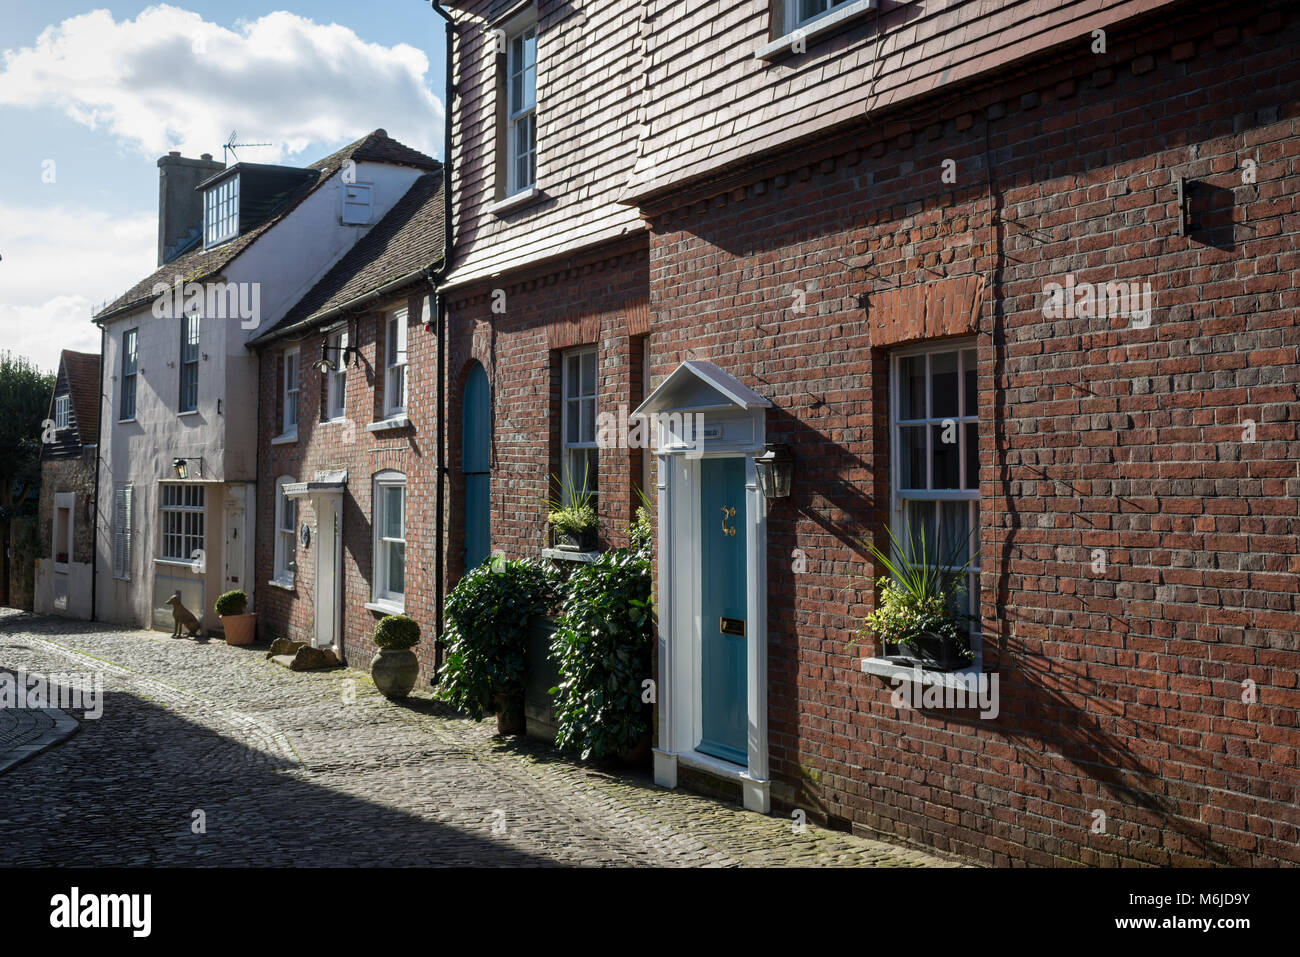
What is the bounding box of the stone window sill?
[267,577,295,592]
[860,657,986,687]
[754,0,878,62]
[271,431,297,446]
[489,186,542,217]
[365,599,404,615]
[541,548,602,563]
[367,415,409,433]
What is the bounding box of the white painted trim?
[651,361,771,813]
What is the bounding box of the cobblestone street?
[0,609,962,868]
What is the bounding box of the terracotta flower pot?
[221,613,256,646]
[372,648,419,700]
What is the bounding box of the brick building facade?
[624,1,1299,865]
[434,0,1298,866]
[253,170,445,680]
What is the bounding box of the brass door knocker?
[720,505,736,536]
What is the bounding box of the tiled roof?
[60,349,101,446]
[93,130,438,323]
[250,171,446,345]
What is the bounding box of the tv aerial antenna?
[223,130,272,164]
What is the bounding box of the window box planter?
[881,630,971,672]
[553,529,596,552]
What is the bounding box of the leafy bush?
[374,614,421,650]
[214,590,248,617]
[437,558,557,720]
[629,486,654,558]
[550,547,654,759]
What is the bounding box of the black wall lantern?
[172,457,202,480]
[755,443,794,499]
[313,323,361,373]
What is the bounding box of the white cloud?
[0,5,443,162]
[0,204,155,372]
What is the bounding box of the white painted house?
[92,131,440,634]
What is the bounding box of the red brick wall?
[442,238,651,584]
[641,2,1299,865]
[255,289,441,682]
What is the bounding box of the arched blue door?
[462,363,490,570]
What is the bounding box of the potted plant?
[371,614,421,700]
[542,472,597,551]
[858,523,974,671]
[214,589,256,646]
[437,557,557,734]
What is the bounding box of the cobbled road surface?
[0,609,963,868]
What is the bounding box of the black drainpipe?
[428,0,455,676]
[91,321,105,621]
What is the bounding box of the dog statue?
[166,592,201,638]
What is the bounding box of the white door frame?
[635,360,772,814]
[311,492,343,651]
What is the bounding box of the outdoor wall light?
[313,335,361,373]
[172,457,201,479]
[755,443,794,499]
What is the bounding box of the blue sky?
[0,1,448,371]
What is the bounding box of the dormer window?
[204,175,239,247]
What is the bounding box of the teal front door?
[462,363,490,570]
[699,457,748,765]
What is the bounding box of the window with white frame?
[204,175,239,247]
[54,394,70,430]
[113,484,132,579]
[384,311,407,418]
[890,340,981,638]
[786,0,856,32]
[120,329,138,421]
[281,348,299,436]
[180,313,200,413]
[325,329,348,420]
[160,484,205,562]
[273,478,297,584]
[505,21,537,195]
[373,471,406,607]
[561,346,598,500]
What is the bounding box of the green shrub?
[214,590,248,617]
[374,614,421,650]
[436,557,557,720]
[550,547,654,759]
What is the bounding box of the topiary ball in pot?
[371,614,421,699]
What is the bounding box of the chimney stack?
[157,152,225,266]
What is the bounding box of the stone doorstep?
[268,644,342,672]
[0,708,80,775]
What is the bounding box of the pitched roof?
[250,171,445,345]
[60,349,101,446]
[93,130,438,323]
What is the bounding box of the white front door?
[314,497,340,649]
[222,487,245,594]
